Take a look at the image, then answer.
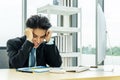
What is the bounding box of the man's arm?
[44,43,62,67]
[44,30,62,67]
[7,28,34,68]
[7,39,34,68]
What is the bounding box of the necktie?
[29,48,36,67]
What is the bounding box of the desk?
[0,68,120,80]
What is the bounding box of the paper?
[63,66,89,72]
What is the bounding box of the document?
[17,66,89,73]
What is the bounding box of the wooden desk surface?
[0,68,120,80]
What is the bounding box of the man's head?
[26,15,52,48]
[26,15,51,29]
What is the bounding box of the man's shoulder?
[7,36,26,45]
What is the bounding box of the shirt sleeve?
[46,38,54,45]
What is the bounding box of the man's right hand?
[24,28,33,43]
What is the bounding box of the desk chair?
[0,47,9,68]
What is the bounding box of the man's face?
[32,28,46,48]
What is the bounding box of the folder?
[16,66,49,73]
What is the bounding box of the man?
[7,15,62,68]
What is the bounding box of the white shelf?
[60,52,81,57]
[50,27,80,33]
[37,4,81,15]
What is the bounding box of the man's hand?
[45,30,52,42]
[24,28,33,42]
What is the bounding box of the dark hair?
[26,15,51,30]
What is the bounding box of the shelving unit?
[50,27,81,33]
[37,4,82,67]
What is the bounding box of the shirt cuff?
[46,38,54,45]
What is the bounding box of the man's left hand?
[45,30,52,42]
